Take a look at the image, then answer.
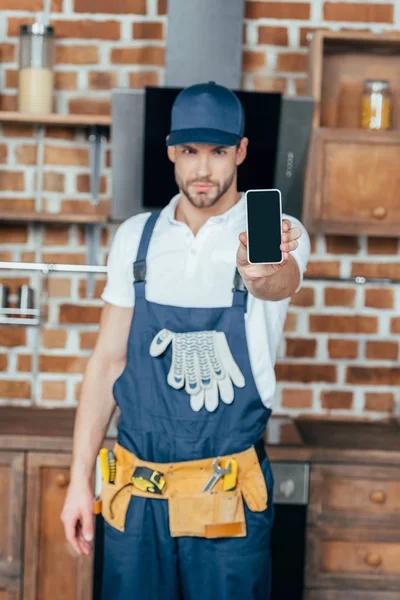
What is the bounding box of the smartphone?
[245,189,283,265]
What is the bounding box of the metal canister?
[17,285,34,316]
[0,284,10,309]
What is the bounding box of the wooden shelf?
[0,111,111,127]
[0,211,108,224]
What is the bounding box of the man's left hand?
[236,219,302,282]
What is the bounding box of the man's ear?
[167,145,176,163]
[236,137,248,166]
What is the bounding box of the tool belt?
[100,442,269,539]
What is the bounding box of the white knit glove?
[149,329,245,412]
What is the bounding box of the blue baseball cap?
[167,81,245,147]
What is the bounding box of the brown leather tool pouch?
[168,488,246,538]
[100,462,134,532]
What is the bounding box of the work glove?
[149,329,245,412]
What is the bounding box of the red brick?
[129,71,159,87]
[275,363,336,383]
[39,355,88,374]
[364,393,394,413]
[277,53,308,73]
[0,252,12,261]
[21,252,35,262]
[295,79,309,96]
[52,0,63,11]
[0,144,8,164]
[68,98,110,116]
[59,304,102,324]
[290,287,314,307]
[88,71,118,91]
[133,21,164,40]
[310,315,378,334]
[44,145,89,167]
[158,0,167,14]
[43,252,87,265]
[17,355,31,372]
[252,77,287,92]
[45,127,75,140]
[55,72,78,91]
[305,261,340,277]
[243,50,266,72]
[61,199,110,215]
[78,279,106,299]
[0,0,41,8]
[326,235,358,254]
[41,380,66,401]
[0,328,26,347]
[43,172,65,193]
[366,341,398,361]
[0,354,7,371]
[391,318,400,334]
[285,338,316,358]
[284,312,297,332]
[323,2,393,24]
[77,226,108,246]
[364,288,394,309]
[367,237,398,255]
[42,225,69,245]
[351,263,400,280]
[0,198,34,211]
[55,45,99,65]
[0,380,30,399]
[76,173,107,194]
[281,389,313,409]
[321,390,353,410]
[5,69,17,88]
[0,96,17,111]
[52,19,120,39]
[15,144,37,165]
[324,287,356,307]
[328,339,358,359]
[246,2,310,20]
[0,171,25,191]
[2,124,34,138]
[258,26,288,46]
[347,366,400,386]
[111,46,165,66]
[0,225,28,244]
[0,43,16,62]
[48,278,71,298]
[74,0,146,13]
[42,329,68,349]
[80,331,98,350]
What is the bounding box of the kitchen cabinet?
[23,453,92,600]
[0,453,24,600]
[303,29,400,237]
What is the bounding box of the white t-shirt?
[102,193,311,408]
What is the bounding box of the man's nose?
[196,155,211,178]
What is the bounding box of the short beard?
[176,169,236,209]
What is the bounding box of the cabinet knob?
[371,206,387,219]
[365,552,382,568]
[369,489,387,504]
[55,473,70,488]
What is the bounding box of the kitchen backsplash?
[0,0,399,417]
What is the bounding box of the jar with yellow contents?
[360,80,392,130]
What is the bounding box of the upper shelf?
[0,111,111,127]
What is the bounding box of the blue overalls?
[102,212,274,600]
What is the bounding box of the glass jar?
[360,80,392,130]
[18,23,55,114]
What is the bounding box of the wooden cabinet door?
[303,127,400,236]
[23,453,92,600]
[0,452,24,600]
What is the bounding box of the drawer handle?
[371,207,387,219]
[365,552,382,568]
[55,473,70,488]
[369,490,387,504]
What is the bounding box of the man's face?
[167,139,248,209]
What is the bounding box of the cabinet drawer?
[309,464,400,526]
[306,527,400,591]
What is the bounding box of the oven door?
[271,462,310,600]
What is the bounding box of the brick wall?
[0,0,399,419]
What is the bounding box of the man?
[61,81,310,599]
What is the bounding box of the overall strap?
[232,268,248,310]
[133,211,161,298]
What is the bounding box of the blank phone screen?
[246,190,282,264]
